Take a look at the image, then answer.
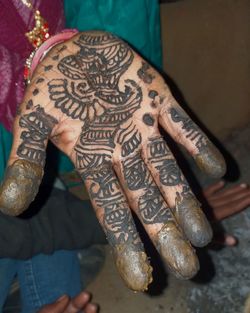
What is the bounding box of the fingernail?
[175,194,213,247]
[90,303,98,310]
[157,222,199,279]
[225,235,237,246]
[82,291,90,300]
[114,244,153,291]
[56,295,67,302]
[0,160,43,216]
[240,183,248,188]
[194,144,226,178]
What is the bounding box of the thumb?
[0,85,58,216]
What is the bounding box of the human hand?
[37,292,98,313]
[0,31,226,291]
[203,181,250,246]
[203,181,250,221]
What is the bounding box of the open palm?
[0,31,226,291]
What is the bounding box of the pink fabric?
[30,29,78,79]
[0,0,65,131]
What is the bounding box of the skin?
[203,181,250,246]
[37,292,98,313]
[0,31,226,291]
[204,181,250,221]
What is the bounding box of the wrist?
[24,29,78,85]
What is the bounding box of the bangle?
[24,29,79,85]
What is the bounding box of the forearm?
[0,187,106,259]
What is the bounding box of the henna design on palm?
[0,31,226,291]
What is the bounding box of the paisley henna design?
[48,78,104,122]
[58,33,133,86]
[49,32,143,191]
[137,61,155,84]
[17,105,58,166]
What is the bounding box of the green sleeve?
[0,124,12,181]
[64,0,162,70]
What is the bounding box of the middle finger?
[115,151,199,279]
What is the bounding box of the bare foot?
[203,181,250,246]
[37,292,98,313]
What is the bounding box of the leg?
[0,258,18,309]
[17,250,82,313]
